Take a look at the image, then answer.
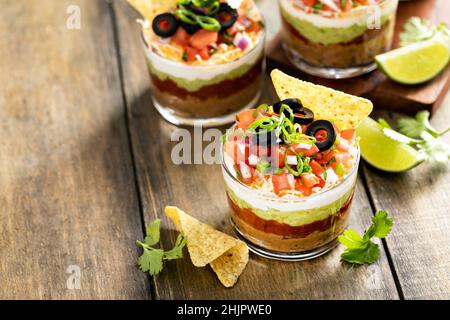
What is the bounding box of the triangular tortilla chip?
[127,0,174,22]
[210,242,249,288]
[165,206,249,287]
[271,69,373,130]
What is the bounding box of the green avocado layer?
[227,185,355,226]
[147,56,258,92]
[280,6,393,45]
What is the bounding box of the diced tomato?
[340,0,353,12]
[271,145,286,168]
[185,46,198,62]
[272,173,293,195]
[246,20,262,33]
[223,141,248,164]
[189,29,219,50]
[290,142,319,157]
[301,173,320,188]
[301,125,308,134]
[236,109,256,130]
[198,47,211,60]
[310,160,325,176]
[316,176,326,188]
[340,129,356,142]
[316,150,335,165]
[295,179,313,196]
[171,27,190,47]
[302,0,316,6]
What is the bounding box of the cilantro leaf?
[400,17,436,47]
[339,210,394,265]
[418,131,450,163]
[398,111,439,138]
[365,210,394,239]
[164,233,187,260]
[136,220,186,276]
[341,242,380,265]
[400,17,450,47]
[144,219,161,246]
[338,229,365,249]
[138,247,164,275]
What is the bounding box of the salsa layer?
[227,191,354,238]
[228,191,353,238]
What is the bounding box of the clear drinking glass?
[142,32,266,127]
[278,0,399,79]
[221,143,361,261]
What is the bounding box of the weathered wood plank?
[114,0,399,299]
[363,95,450,299]
[0,0,149,299]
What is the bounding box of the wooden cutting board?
[267,0,450,114]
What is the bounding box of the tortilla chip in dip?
[126,0,171,22]
[165,206,249,288]
[271,69,373,130]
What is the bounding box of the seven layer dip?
[221,100,360,258]
[278,0,399,78]
[142,0,265,126]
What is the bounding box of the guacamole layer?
[280,7,394,45]
[226,186,355,227]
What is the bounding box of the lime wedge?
[357,118,423,172]
[376,39,450,85]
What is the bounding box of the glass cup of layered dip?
[278,0,399,79]
[140,0,265,126]
[220,70,373,260]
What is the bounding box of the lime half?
[357,118,423,172]
[376,39,450,85]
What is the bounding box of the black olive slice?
[305,120,336,151]
[273,98,314,125]
[272,98,302,115]
[292,107,314,125]
[215,3,238,30]
[180,20,200,34]
[152,13,179,38]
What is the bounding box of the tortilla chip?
[271,69,373,130]
[126,0,173,22]
[165,206,249,287]
[210,242,249,288]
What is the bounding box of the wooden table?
[1,0,449,300]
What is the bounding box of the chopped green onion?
[196,15,221,31]
[256,160,271,175]
[182,50,188,61]
[284,148,304,177]
[334,162,346,176]
[176,7,198,25]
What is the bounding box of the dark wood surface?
[0,0,150,299]
[0,0,449,300]
[267,0,450,115]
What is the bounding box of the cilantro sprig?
[136,219,186,276]
[380,111,450,164]
[400,17,450,47]
[339,211,394,265]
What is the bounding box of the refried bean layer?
[281,17,395,68]
[150,59,264,118]
[229,194,353,252]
